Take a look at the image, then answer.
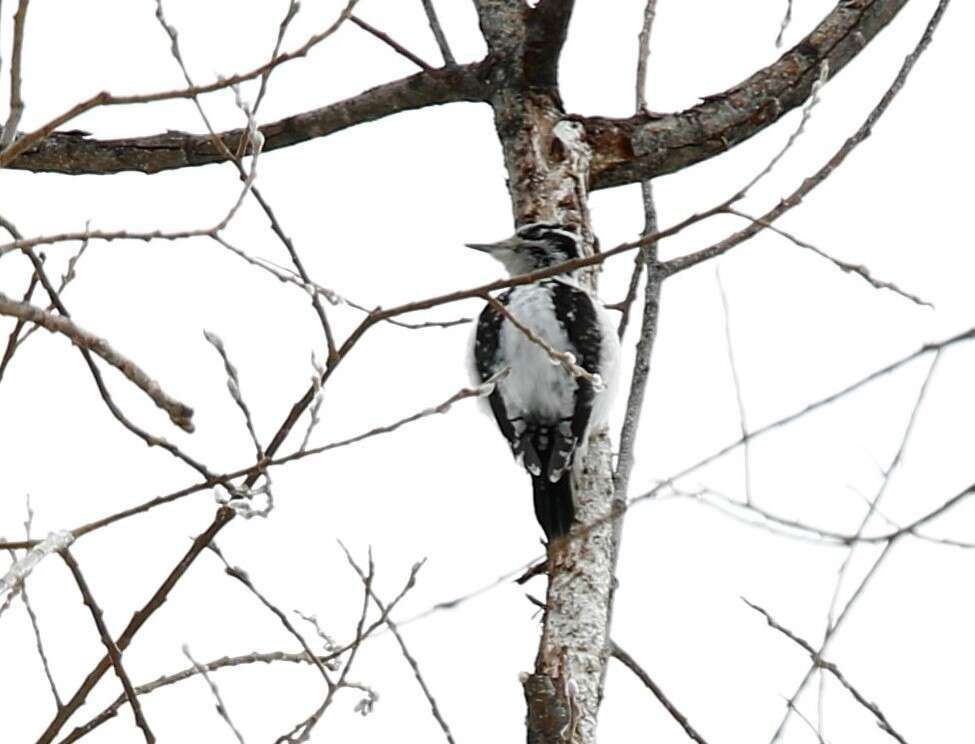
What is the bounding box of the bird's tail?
[532,474,575,540]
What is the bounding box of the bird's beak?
[465,236,521,253]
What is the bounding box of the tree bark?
[472,4,618,742]
[4,0,909,191]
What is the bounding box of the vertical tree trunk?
[498,94,617,744]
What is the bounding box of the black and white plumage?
[468,223,619,540]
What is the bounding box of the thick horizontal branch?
[5,1,907,183]
[585,0,910,189]
[7,63,490,175]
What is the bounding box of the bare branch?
[486,296,604,386]
[0,0,359,167]
[0,290,194,431]
[252,0,302,114]
[3,497,63,710]
[420,0,456,65]
[207,543,334,686]
[66,559,423,744]
[664,0,952,276]
[634,0,658,111]
[0,266,40,384]
[776,0,795,48]
[204,331,264,461]
[727,208,932,307]
[60,548,155,743]
[7,63,490,175]
[745,599,909,744]
[1,0,29,146]
[181,644,247,744]
[715,271,753,504]
[350,15,434,70]
[611,641,708,744]
[341,545,456,744]
[38,508,235,744]
[587,0,914,190]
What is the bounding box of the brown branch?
[253,0,302,114]
[745,599,909,744]
[6,63,490,175]
[0,290,194,431]
[0,267,40,383]
[1,0,30,146]
[420,0,456,65]
[611,642,708,744]
[2,221,214,478]
[278,550,375,743]
[2,1,915,188]
[60,548,156,743]
[663,0,952,277]
[64,555,423,744]
[350,15,434,70]
[148,6,341,363]
[727,208,932,307]
[586,0,913,190]
[0,374,503,553]
[181,645,247,744]
[0,0,358,167]
[37,508,235,744]
[341,545,456,744]
[207,543,334,686]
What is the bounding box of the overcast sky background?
[1,1,973,742]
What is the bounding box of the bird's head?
[466,222,583,276]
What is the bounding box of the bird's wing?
[545,280,603,481]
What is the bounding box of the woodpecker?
[468,223,619,540]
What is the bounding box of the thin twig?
[716,270,753,504]
[341,544,456,744]
[421,0,456,65]
[0,372,507,553]
[665,0,953,277]
[634,0,658,111]
[727,208,932,307]
[486,295,603,386]
[151,3,340,361]
[207,543,334,686]
[0,290,194,431]
[182,644,247,744]
[18,235,91,347]
[0,0,359,167]
[611,641,708,744]
[204,331,264,461]
[64,560,423,744]
[4,496,63,710]
[252,0,302,114]
[37,508,235,744]
[60,548,156,743]
[279,549,375,743]
[1,0,29,146]
[350,15,433,70]
[775,0,794,48]
[744,599,909,744]
[0,267,39,383]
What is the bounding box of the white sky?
[1,1,973,742]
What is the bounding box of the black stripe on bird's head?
[466,222,583,276]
